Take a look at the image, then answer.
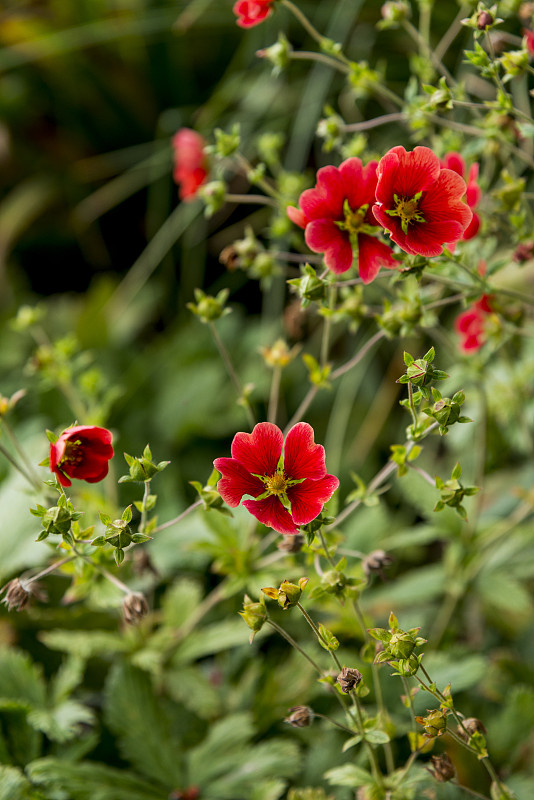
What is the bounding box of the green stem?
[313,712,357,736]
[343,112,407,132]
[296,601,343,671]
[0,442,40,490]
[317,527,336,569]
[451,781,491,800]
[139,480,151,534]
[235,154,280,200]
[401,675,417,739]
[21,555,76,586]
[407,382,419,431]
[434,4,470,62]
[209,322,256,429]
[321,282,336,368]
[350,694,384,787]
[284,386,318,433]
[289,50,349,74]
[2,420,42,488]
[268,366,282,425]
[224,192,279,207]
[267,618,324,675]
[330,329,386,380]
[281,0,327,47]
[402,19,456,84]
[152,499,203,533]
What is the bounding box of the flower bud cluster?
[30,492,82,544]
[93,506,151,566]
[415,708,448,738]
[288,265,328,308]
[119,444,170,484]
[397,347,448,393]
[262,578,308,610]
[434,462,479,521]
[369,611,426,676]
[423,388,472,435]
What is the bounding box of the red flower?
[524,29,534,56]
[49,426,114,488]
[287,158,397,281]
[455,295,493,353]
[372,146,473,257]
[442,152,481,241]
[233,0,275,28]
[172,128,209,201]
[214,422,339,535]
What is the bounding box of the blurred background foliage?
[0,0,534,798]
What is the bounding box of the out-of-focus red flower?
[442,152,481,241]
[455,295,493,353]
[233,0,275,28]
[372,146,473,257]
[214,422,339,535]
[523,28,534,56]
[172,128,209,201]
[49,426,114,487]
[287,158,397,282]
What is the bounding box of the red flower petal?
[466,163,481,209]
[442,152,465,177]
[287,205,307,228]
[300,166,346,221]
[284,422,326,481]
[357,234,397,284]
[376,146,440,204]
[231,422,283,476]
[305,219,353,274]
[421,169,472,228]
[287,474,340,526]
[233,0,274,27]
[49,425,114,486]
[243,495,299,534]
[462,212,480,240]
[404,219,464,257]
[214,457,265,507]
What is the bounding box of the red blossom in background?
[442,152,481,242]
[172,128,209,201]
[214,422,339,535]
[287,158,397,282]
[233,0,275,28]
[455,295,493,353]
[49,426,114,488]
[372,146,473,257]
[524,28,534,56]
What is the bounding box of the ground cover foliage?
[0,0,534,798]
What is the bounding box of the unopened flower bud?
[262,577,308,610]
[122,592,149,624]
[513,241,534,263]
[381,1,410,23]
[260,339,299,369]
[277,533,304,553]
[239,594,267,640]
[415,708,448,738]
[285,705,313,727]
[389,631,416,659]
[362,549,393,578]
[427,753,455,782]
[477,10,494,29]
[1,578,46,611]
[458,717,487,741]
[336,666,363,693]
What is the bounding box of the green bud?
[262,577,308,610]
[213,124,240,157]
[239,594,267,641]
[187,288,231,324]
[256,33,292,75]
[415,708,448,737]
[198,180,227,217]
[389,631,416,659]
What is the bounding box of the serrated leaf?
[0,765,37,800]
[206,739,300,799]
[317,623,339,651]
[40,629,128,660]
[28,700,95,743]
[26,758,164,800]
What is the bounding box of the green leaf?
[205,739,301,799]
[364,729,390,744]
[341,734,362,751]
[40,629,128,660]
[423,346,435,362]
[28,700,95,743]
[172,619,250,665]
[99,512,112,526]
[161,578,203,629]
[122,505,133,523]
[317,624,339,651]
[26,758,164,800]
[114,548,124,566]
[0,765,38,800]
[403,351,414,366]
[188,712,255,784]
[325,764,374,787]
[104,663,184,786]
[45,430,58,444]
[451,462,462,480]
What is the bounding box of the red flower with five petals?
[172,128,209,201]
[49,425,114,488]
[455,295,493,353]
[441,152,481,242]
[233,0,275,28]
[372,146,473,257]
[287,158,397,281]
[214,422,339,535]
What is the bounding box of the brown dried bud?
[219,245,240,271]
[457,717,487,741]
[122,592,149,624]
[132,548,159,577]
[362,549,393,579]
[1,578,46,611]
[513,241,534,263]
[519,3,534,22]
[277,533,304,553]
[427,753,455,783]
[336,666,363,693]
[477,10,494,29]
[285,705,313,727]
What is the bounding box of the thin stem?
[289,50,349,74]
[485,30,508,97]
[284,386,318,434]
[321,282,336,368]
[407,382,418,430]
[95,564,131,595]
[0,442,40,490]
[224,192,279,208]
[350,695,384,787]
[409,464,436,487]
[342,112,407,132]
[268,366,282,425]
[152,499,203,533]
[331,329,387,380]
[139,480,151,534]
[2,420,42,487]
[313,712,357,736]
[402,20,456,84]
[296,601,342,671]
[451,781,491,800]
[401,675,417,738]
[267,618,324,675]
[316,528,336,569]
[281,0,327,47]
[209,322,256,429]
[434,4,470,62]
[235,154,279,199]
[21,555,76,586]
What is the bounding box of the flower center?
[385,192,426,234]
[61,440,83,466]
[265,471,289,497]
[336,199,373,241]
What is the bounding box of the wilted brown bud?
[219,245,240,271]
[362,549,393,579]
[122,592,149,624]
[477,10,494,29]
[277,533,304,553]
[457,717,487,741]
[1,578,46,611]
[427,753,455,782]
[285,705,313,727]
[519,2,534,22]
[336,666,363,693]
[513,241,534,263]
